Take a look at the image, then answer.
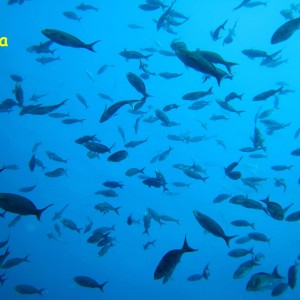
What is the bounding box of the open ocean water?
[0,0,300,299]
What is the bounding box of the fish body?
[127,72,149,97]
[15,284,45,295]
[107,150,128,162]
[61,218,81,233]
[154,236,197,284]
[99,100,139,123]
[271,17,300,44]
[42,29,99,52]
[246,267,284,291]
[193,210,237,247]
[74,276,107,292]
[0,193,52,220]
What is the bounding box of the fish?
[61,218,81,233]
[18,184,36,193]
[154,236,197,284]
[99,100,140,123]
[74,276,107,292]
[199,51,237,73]
[76,3,98,11]
[76,93,88,109]
[42,29,99,52]
[0,193,52,220]
[210,19,228,41]
[94,202,120,215]
[248,232,270,244]
[252,87,283,101]
[1,254,30,269]
[15,284,45,296]
[95,189,118,198]
[193,210,237,247]
[156,0,177,31]
[126,72,149,97]
[120,49,152,60]
[45,151,67,163]
[216,99,244,115]
[228,247,254,258]
[143,240,156,250]
[103,181,123,189]
[107,150,128,162]
[285,211,300,221]
[52,204,69,221]
[288,261,298,289]
[44,168,67,177]
[271,283,289,297]
[143,177,168,191]
[231,220,255,229]
[36,56,61,65]
[20,99,68,115]
[159,72,182,79]
[182,87,213,100]
[233,259,259,279]
[0,237,9,249]
[246,266,284,291]
[125,167,145,177]
[63,11,81,22]
[271,17,300,44]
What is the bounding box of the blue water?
[1,0,300,299]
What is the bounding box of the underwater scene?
[1,0,300,299]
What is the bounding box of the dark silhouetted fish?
[74,276,107,292]
[271,17,300,44]
[42,29,99,52]
[193,210,237,247]
[0,193,52,220]
[15,284,45,296]
[154,236,197,284]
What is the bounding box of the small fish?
[44,168,67,177]
[61,218,81,233]
[15,284,45,296]
[63,11,81,22]
[74,276,108,292]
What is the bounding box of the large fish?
[0,193,53,220]
[42,29,99,52]
[271,17,300,44]
[154,236,197,284]
[193,210,237,247]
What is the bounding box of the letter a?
[0,37,8,47]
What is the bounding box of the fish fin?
[85,40,101,52]
[224,234,238,247]
[36,203,54,221]
[99,281,108,292]
[182,236,197,252]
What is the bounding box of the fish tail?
[225,61,238,73]
[36,203,54,221]
[182,236,197,252]
[250,222,256,230]
[99,281,108,292]
[38,288,45,295]
[145,54,153,60]
[114,207,121,215]
[85,40,100,52]
[224,234,238,247]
